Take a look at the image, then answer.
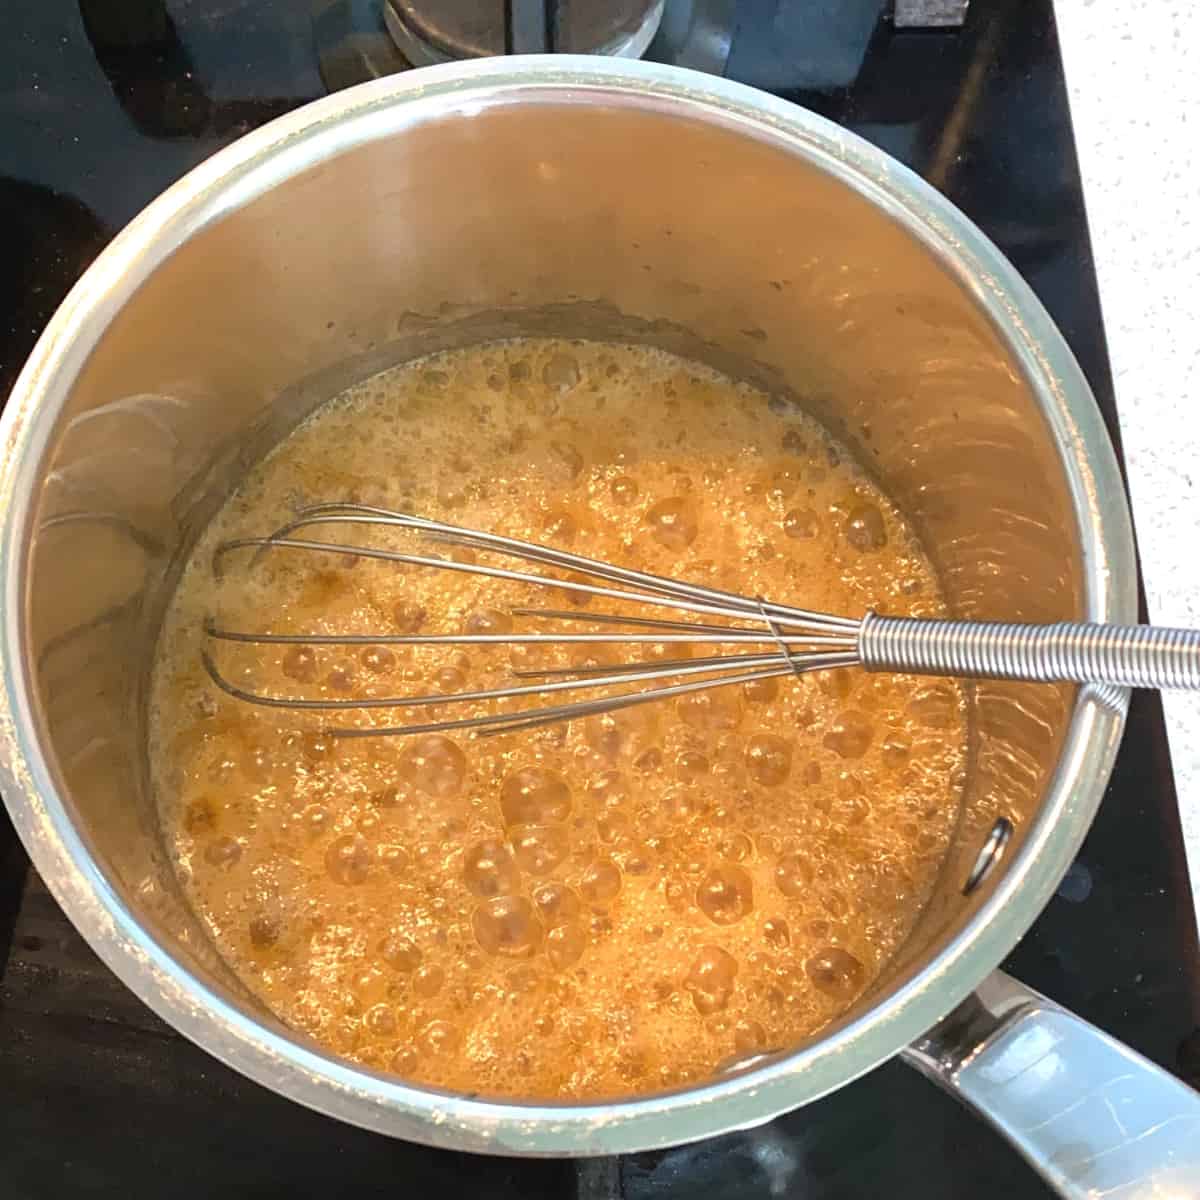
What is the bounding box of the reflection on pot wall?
[31,389,246,989]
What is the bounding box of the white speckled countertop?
[1055,0,1200,918]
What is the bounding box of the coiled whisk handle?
[859,614,1200,691]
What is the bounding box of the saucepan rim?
[0,56,1135,1154]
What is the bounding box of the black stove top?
[3,3,1199,1197]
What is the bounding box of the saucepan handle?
[903,971,1200,1198]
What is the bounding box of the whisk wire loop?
[201,504,1200,738]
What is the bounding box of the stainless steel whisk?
[203,503,1200,738]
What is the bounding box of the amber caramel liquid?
[150,339,967,1099]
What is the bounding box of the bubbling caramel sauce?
[150,339,967,1099]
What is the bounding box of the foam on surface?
[150,338,967,1099]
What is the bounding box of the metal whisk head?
[203,502,865,738]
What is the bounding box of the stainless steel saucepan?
[1,57,1197,1197]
